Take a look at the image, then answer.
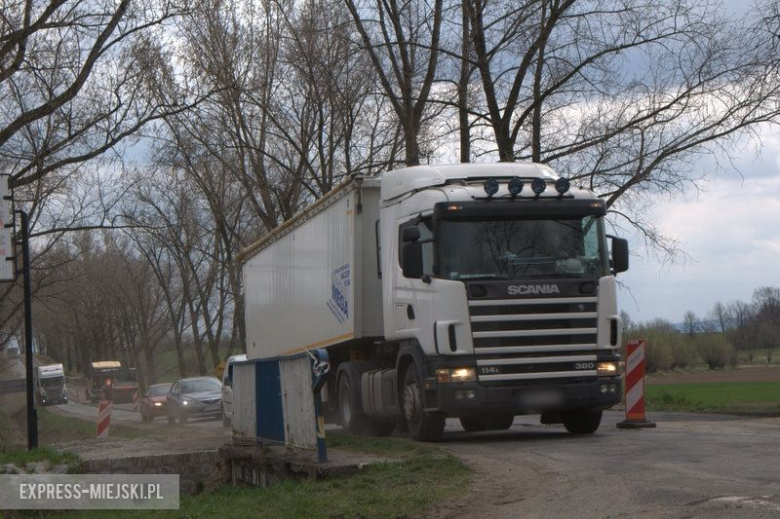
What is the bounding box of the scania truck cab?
[374,164,627,440]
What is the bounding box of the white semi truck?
[34,363,68,406]
[241,163,629,441]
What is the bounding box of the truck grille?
[469,296,599,384]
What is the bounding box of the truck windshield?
[438,216,608,280]
[41,376,64,388]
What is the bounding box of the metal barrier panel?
[279,356,316,449]
[255,361,284,442]
[232,363,257,439]
[232,350,329,460]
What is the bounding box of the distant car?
[139,383,172,422]
[221,354,247,428]
[166,376,222,424]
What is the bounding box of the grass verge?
[62,432,469,519]
[0,446,83,474]
[646,382,780,415]
[36,406,179,443]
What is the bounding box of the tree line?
[1,0,779,388]
[625,286,780,373]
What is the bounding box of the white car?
[221,354,246,427]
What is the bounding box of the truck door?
[392,216,472,355]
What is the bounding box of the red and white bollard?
[617,339,656,429]
[96,399,113,438]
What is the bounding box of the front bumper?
[145,404,167,416]
[429,377,622,416]
[180,402,222,418]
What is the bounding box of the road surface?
[425,410,780,519]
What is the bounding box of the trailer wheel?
[402,366,444,442]
[561,408,602,435]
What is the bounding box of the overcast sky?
[617,124,780,324]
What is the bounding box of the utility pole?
[18,210,38,450]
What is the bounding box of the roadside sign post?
[0,175,14,281]
[19,210,39,448]
[2,175,38,449]
[617,339,657,429]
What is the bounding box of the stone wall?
[82,450,221,494]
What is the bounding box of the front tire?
[562,409,602,435]
[402,366,444,442]
[459,415,486,432]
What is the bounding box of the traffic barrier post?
[617,339,656,429]
[96,399,112,438]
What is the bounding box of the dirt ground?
[646,365,780,384]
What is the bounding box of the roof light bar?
[555,178,571,194]
[531,178,546,195]
[484,178,499,197]
[508,177,523,197]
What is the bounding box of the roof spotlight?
[484,178,499,197]
[555,177,571,194]
[508,177,523,197]
[531,177,546,195]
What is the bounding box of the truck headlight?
[154,402,163,407]
[436,368,476,383]
[597,362,620,376]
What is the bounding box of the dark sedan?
[139,383,172,422]
[166,376,222,424]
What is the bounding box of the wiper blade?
[456,274,509,281]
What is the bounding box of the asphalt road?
[426,410,780,519]
[52,386,223,431]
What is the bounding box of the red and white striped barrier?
[617,339,656,429]
[96,399,113,438]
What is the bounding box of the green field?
[646,382,780,415]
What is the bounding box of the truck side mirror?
[402,241,424,279]
[608,236,629,274]
[402,226,421,243]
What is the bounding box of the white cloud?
[619,148,780,324]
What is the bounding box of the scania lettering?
[507,284,561,295]
[240,164,629,441]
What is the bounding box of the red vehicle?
[139,383,172,422]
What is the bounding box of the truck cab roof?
[380,163,560,202]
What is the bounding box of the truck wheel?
[561,409,602,435]
[459,415,486,432]
[486,414,514,431]
[337,371,368,434]
[402,367,444,442]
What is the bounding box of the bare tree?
[344,0,445,166]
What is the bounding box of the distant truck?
[88,361,138,403]
[34,364,68,405]
[240,164,629,441]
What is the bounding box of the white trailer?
[241,164,629,441]
[34,363,67,406]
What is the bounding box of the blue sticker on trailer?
[327,263,350,324]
